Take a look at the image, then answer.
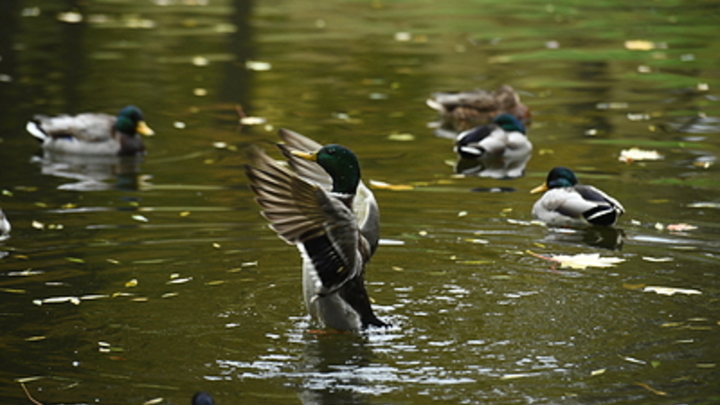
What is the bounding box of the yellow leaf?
[369,180,414,191]
[125,279,138,288]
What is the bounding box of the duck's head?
[115,105,154,137]
[293,144,361,194]
[493,113,525,134]
[531,166,578,193]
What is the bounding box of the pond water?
[1,0,719,404]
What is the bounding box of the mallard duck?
[0,209,10,239]
[26,105,154,156]
[531,167,625,227]
[427,85,531,133]
[245,129,387,331]
[454,113,532,178]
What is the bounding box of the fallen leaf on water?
[590,368,606,376]
[369,180,414,191]
[57,11,83,23]
[240,116,267,125]
[622,356,647,365]
[143,397,164,405]
[245,60,271,71]
[624,40,666,51]
[31,221,45,230]
[166,277,193,285]
[0,288,26,294]
[387,133,415,141]
[687,202,720,209]
[527,251,625,270]
[500,373,533,380]
[125,279,138,287]
[65,257,85,264]
[635,382,668,396]
[132,214,149,222]
[666,223,698,232]
[619,148,663,163]
[642,256,673,263]
[643,286,701,296]
[25,336,47,342]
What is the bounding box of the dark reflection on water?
[1,0,720,404]
[32,153,147,191]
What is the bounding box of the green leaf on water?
[65,257,85,264]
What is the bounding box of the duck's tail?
[25,120,49,143]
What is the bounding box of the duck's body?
[26,105,154,156]
[0,209,10,239]
[427,85,531,133]
[454,113,532,178]
[531,167,625,227]
[245,129,386,331]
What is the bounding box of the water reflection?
[539,226,625,251]
[297,333,375,405]
[32,152,148,191]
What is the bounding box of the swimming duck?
[0,209,10,239]
[245,129,387,331]
[427,85,531,133]
[26,105,154,156]
[531,167,625,227]
[454,114,532,178]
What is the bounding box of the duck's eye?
[326,148,336,155]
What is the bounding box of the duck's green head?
[115,105,155,137]
[493,113,526,134]
[293,144,361,194]
[531,166,578,193]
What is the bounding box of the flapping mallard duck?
[427,85,531,134]
[245,129,387,331]
[531,167,625,227]
[26,105,154,156]
[453,114,532,179]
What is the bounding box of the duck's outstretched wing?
[276,128,379,258]
[245,147,362,294]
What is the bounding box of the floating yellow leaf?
[624,40,667,51]
[590,368,606,376]
[245,60,271,71]
[31,220,45,230]
[527,251,625,270]
[65,257,85,264]
[179,211,191,217]
[643,286,701,296]
[240,116,267,125]
[387,133,415,141]
[0,288,26,294]
[25,336,47,342]
[212,243,221,249]
[143,398,165,405]
[369,180,414,191]
[125,279,138,288]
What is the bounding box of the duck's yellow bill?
[136,121,155,136]
[530,183,548,194]
[291,150,317,161]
